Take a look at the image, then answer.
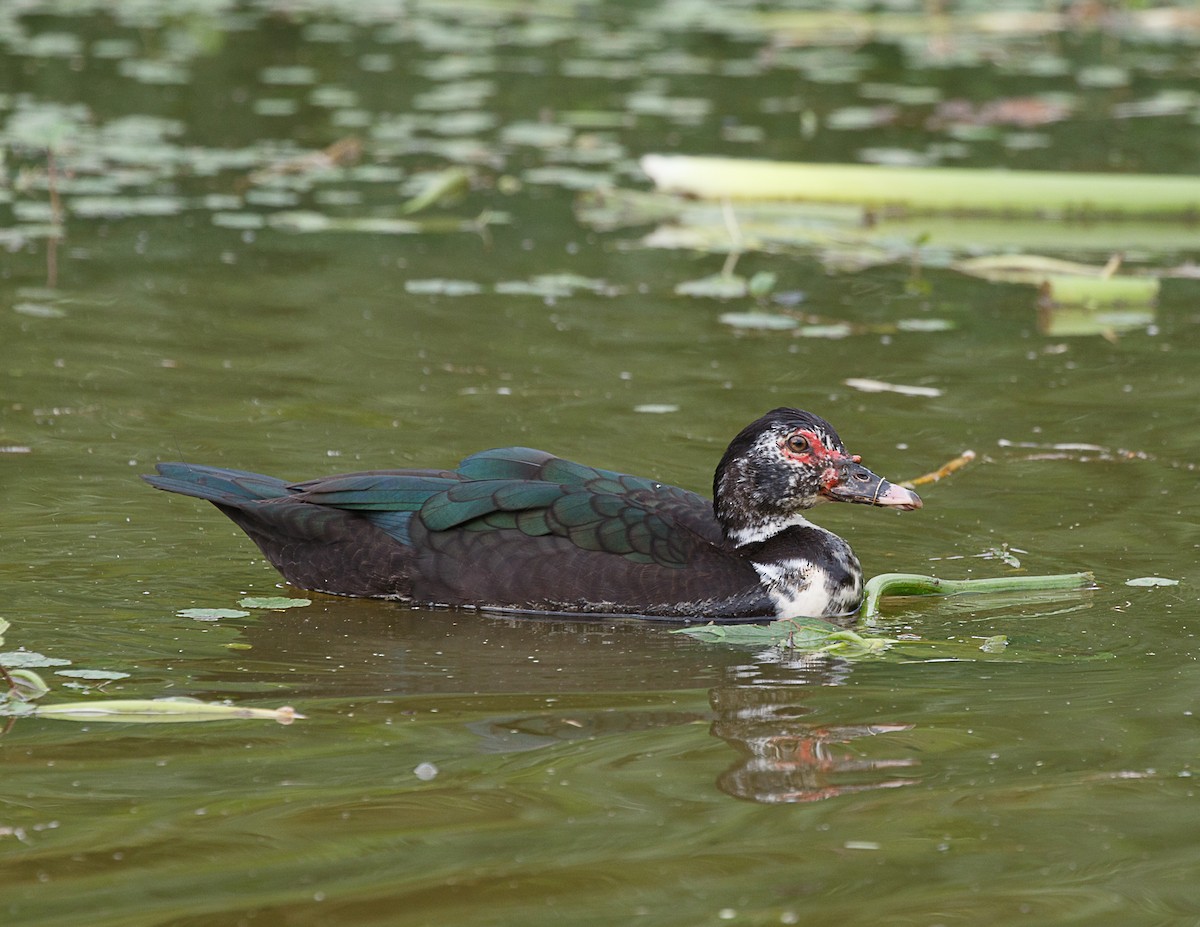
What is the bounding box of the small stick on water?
[900,449,976,489]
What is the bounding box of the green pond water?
[3,2,1200,925]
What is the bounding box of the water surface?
[3,3,1200,925]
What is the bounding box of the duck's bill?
[822,461,923,510]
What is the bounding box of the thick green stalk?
[641,155,1200,219]
[862,571,1095,620]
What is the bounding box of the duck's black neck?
[713,455,822,548]
[736,523,865,619]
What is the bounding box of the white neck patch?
[727,513,815,548]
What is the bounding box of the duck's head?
[713,407,922,546]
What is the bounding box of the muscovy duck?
[143,408,920,622]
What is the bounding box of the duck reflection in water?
[710,655,918,803]
[459,636,919,804]
[228,606,919,804]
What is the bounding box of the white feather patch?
[751,557,837,619]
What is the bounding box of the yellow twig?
[900,449,975,488]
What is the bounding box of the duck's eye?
[785,434,809,454]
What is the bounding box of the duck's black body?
[143,409,920,622]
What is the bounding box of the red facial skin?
[780,427,923,511]
[779,429,853,492]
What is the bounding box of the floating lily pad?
[119,59,190,85]
[674,617,892,656]
[747,271,777,297]
[896,318,955,332]
[177,607,252,620]
[0,651,72,669]
[405,279,483,296]
[826,105,897,130]
[797,323,854,339]
[70,196,185,218]
[91,38,139,59]
[212,212,266,230]
[260,66,317,85]
[634,404,680,414]
[13,302,67,318]
[1077,65,1129,88]
[414,80,494,111]
[719,312,798,330]
[254,98,300,117]
[55,669,131,681]
[238,597,312,610]
[266,212,421,234]
[496,274,615,298]
[500,121,574,148]
[521,166,614,190]
[676,274,747,299]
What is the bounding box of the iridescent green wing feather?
[288,450,721,569]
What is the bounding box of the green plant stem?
[862,571,1095,620]
[641,155,1200,218]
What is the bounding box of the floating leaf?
[500,121,573,148]
[13,302,67,318]
[0,651,72,669]
[676,274,747,298]
[1077,65,1129,89]
[405,279,483,296]
[177,607,251,620]
[238,596,312,610]
[32,698,304,725]
[69,196,185,218]
[675,616,893,657]
[825,105,898,130]
[267,211,334,233]
[633,404,680,414]
[54,669,131,681]
[400,167,471,215]
[521,166,614,189]
[747,271,778,297]
[1125,577,1179,587]
[495,274,616,298]
[253,98,300,117]
[6,669,50,701]
[896,318,954,332]
[212,212,266,230]
[981,545,1022,569]
[845,378,943,398]
[260,66,317,85]
[719,311,798,330]
[797,323,854,339]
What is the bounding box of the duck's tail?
[142,462,415,598]
[142,463,291,506]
